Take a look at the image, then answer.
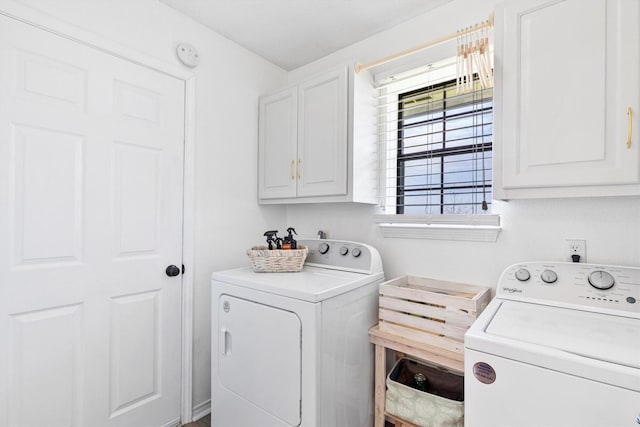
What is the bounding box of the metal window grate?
[377,59,493,215]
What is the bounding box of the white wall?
[6,0,640,415]
[287,198,640,286]
[4,0,288,410]
[286,0,640,286]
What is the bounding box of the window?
[396,78,493,215]
[375,58,500,242]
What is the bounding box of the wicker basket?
[247,245,308,272]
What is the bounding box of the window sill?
[374,215,501,242]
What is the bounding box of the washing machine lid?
[212,266,383,302]
[484,300,640,369]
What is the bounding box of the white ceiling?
[159,0,452,71]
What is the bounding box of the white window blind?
[377,58,493,215]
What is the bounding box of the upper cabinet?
[258,66,377,204]
[493,0,640,199]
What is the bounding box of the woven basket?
[247,245,308,272]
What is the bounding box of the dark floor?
[183,414,211,427]
[183,413,393,427]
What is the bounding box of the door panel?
[113,80,161,123]
[9,304,83,427]
[16,49,87,110]
[112,142,162,258]
[0,15,184,427]
[297,68,347,197]
[12,125,84,267]
[110,291,161,417]
[218,295,302,426]
[258,87,298,199]
[518,0,605,167]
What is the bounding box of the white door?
[0,15,185,427]
[258,87,298,200]
[218,295,301,426]
[297,68,348,198]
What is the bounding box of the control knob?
[352,248,362,258]
[318,242,330,255]
[588,270,615,290]
[541,269,558,284]
[339,246,349,256]
[515,268,530,282]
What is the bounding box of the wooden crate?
[378,276,491,358]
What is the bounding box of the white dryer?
[465,262,640,427]
[211,239,384,427]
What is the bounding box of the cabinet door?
[497,0,639,195]
[297,68,348,197]
[259,87,298,199]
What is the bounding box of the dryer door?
[218,294,301,426]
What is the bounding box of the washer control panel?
[498,262,640,316]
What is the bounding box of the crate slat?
[379,296,477,327]
[380,283,480,313]
[369,325,464,372]
[378,308,468,341]
[377,322,465,356]
[407,276,488,296]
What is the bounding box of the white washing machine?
[210,239,384,427]
[465,262,640,427]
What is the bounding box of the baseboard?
[192,399,211,422]
[161,417,181,427]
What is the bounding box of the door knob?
[165,265,181,277]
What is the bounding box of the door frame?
[0,1,197,423]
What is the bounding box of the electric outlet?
[566,239,586,263]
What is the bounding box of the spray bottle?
[263,230,278,250]
[282,227,298,250]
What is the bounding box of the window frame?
[395,77,493,215]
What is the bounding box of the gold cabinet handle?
[297,158,301,180]
[627,107,633,149]
[290,160,295,180]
